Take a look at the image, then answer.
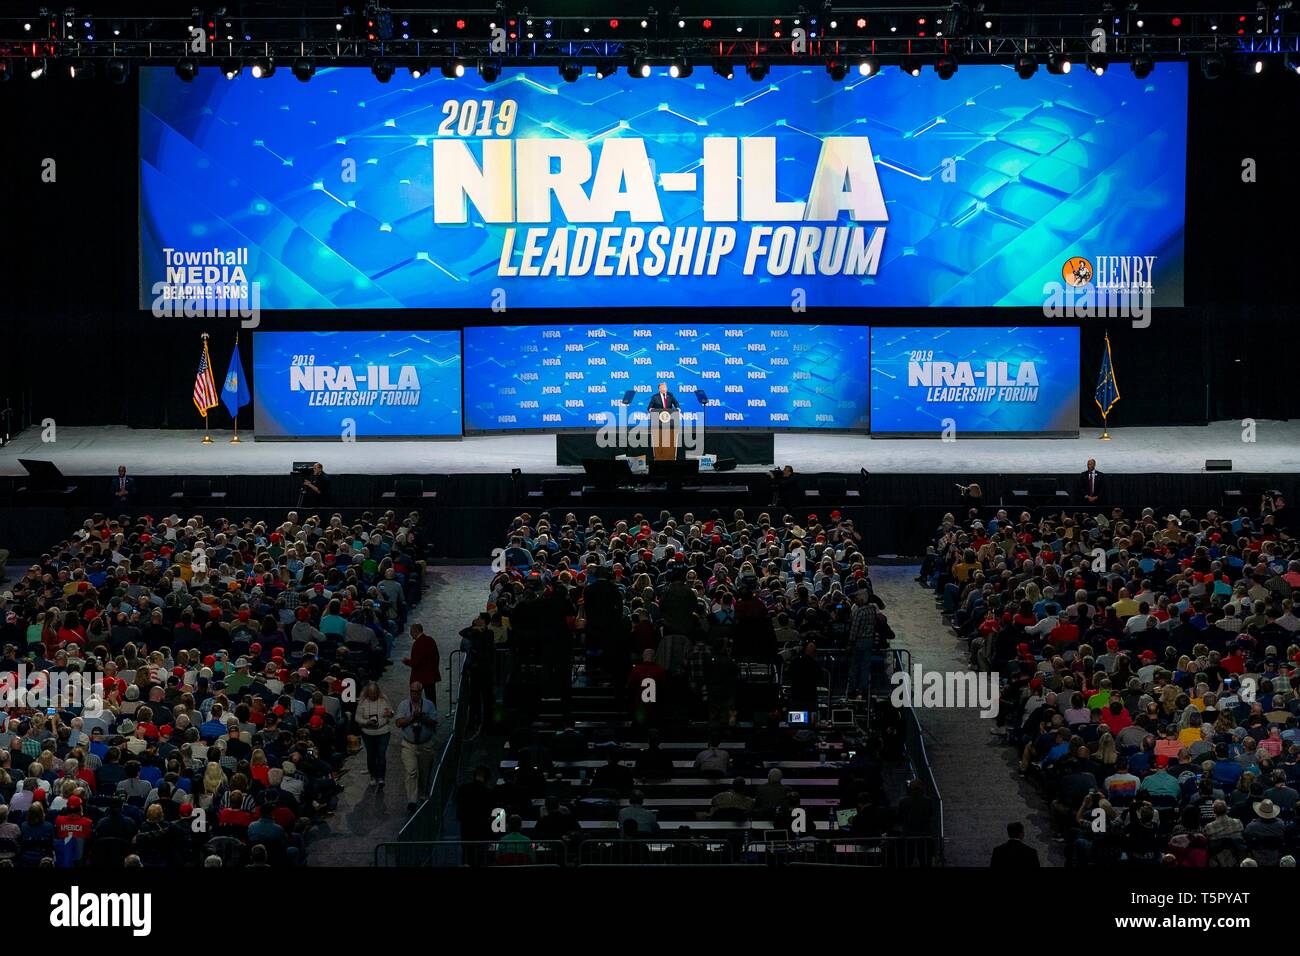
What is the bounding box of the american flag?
[193,337,219,416]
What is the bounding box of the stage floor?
[1,420,1297,477]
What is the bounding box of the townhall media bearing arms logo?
[151,246,260,323]
[1045,253,1155,327]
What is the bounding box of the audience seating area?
[923,498,1300,866]
[415,507,942,867]
[0,508,427,868]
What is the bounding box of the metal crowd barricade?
[374,839,567,867]
[577,838,736,866]
[742,836,937,867]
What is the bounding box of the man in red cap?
[54,794,93,866]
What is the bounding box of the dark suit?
[990,838,1040,867]
[648,391,680,412]
[110,475,136,509]
[1079,469,1104,502]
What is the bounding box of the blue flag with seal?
[1095,331,1120,422]
[221,339,251,418]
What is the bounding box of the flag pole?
[1098,330,1115,440]
[201,332,214,445]
[230,330,242,445]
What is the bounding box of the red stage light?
[609,19,618,28]
[456,18,466,30]
[702,19,712,29]
[1171,17,1182,27]
[856,17,867,28]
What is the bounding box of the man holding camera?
[395,681,439,812]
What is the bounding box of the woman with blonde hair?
[199,761,225,809]
[1159,684,1181,718]
[355,681,394,788]
[1095,732,1118,772]
[249,748,270,787]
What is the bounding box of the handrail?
[887,646,944,863]
[447,648,465,708]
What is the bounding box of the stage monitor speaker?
[818,477,848,497]
[17,459,65,489]
[394,478,424,498]
[1205,459,1232,472]
[649,458,700,480]
[541,478,571,502]
[581,457,633,488]
[713,457,737,472]
[1027,477,1057,497]
[183,478,212,498]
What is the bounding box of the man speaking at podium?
[647,381,681,463]
[648,381,680,414]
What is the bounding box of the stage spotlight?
[935,54,957,79]
[250,57,274,79]
[1087,52,1107,76]
[1047,53,1072,74]
[0,60,10,82]
[29,60,46,80]
[371,59,394,82]
[1131,53,1154,78]
[107,59,128,83]
[221,59,241,79]
[478,60,500,82]
[1287,56,1300,75]
[858,58,878,76]
[712,58,733,80]
[292,58,315,82]
[1252,57,1265,74]
[1015,55,1037,79]
[1200,52,1225,79]
[175,58,198,82]
[560,60,581,82]
[441,60,465,79]
[746,59,769,81]
[408,62,426,79]
[825,58,847,81]
[669,57,693,79]
[595,60,616,79]
[900,62,921,77]
[628,59,651,78]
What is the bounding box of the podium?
[651,409,679,461]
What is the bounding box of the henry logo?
[1062,256,1094,288]
[49,888,152,937]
